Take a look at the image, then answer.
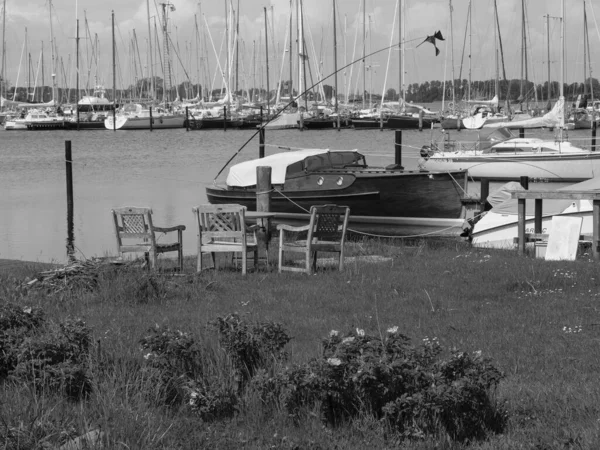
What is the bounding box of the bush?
[0,303,93,400]
[254,328,508,442]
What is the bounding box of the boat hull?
[104,115,185,130]
[206,170,466,218]
[421,153,600,182]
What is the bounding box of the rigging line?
[213,36,428,183]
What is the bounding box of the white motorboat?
[418,126,600,182]
[104,104,185,130]
[470,178,600,249]
[4,110,64,130]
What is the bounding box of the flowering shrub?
[210,313,292,385]
[254,328,507,442]
[0,303,93,400]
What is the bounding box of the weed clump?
[0,302,93,400]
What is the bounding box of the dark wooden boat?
[386,114,435,129]
[188,117,244,129]
[206,149,466,218]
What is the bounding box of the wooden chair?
[277,204,350,274]
[192,204,259,275]
[111,206,186,271]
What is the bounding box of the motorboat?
[469,177,600,249]
[4,110,64,130]
[206,148,467,218]
[418,127,600,182]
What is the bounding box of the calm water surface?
[1,126,596,262]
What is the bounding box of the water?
[1,126,597,263]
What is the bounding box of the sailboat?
[105,2,185,130]
[419,0,600,183]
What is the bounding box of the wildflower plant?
[254,327,507,442]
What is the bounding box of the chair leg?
[211,252,216,270]
[242,249,247,275]
[197,252,203,273]
[312,251,318,273]
[278,235,284,273]
[254,248,259,271]
[305,251,312,275]
[149,250,158,271]
[339,247,344,271]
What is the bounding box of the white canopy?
[226,149,331,187]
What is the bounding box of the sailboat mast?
[333,0,338,114]
[559,0,565,136]
[235,0,239,93]
[362,0,365,109]
[264,6,270,115]
[146,0,155,100]
[300,0,308,111]
[1,0,6,103]
[546,14,550,101]
[289,0,293,100]
[449,0,455,107]
[468,0,471,102]
[493,0,498,99]
[49,0,57,104]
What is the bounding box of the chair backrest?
[192,204,248,243]
[307,204,350,243]
[111,206,155,249]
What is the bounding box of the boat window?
[304,154,331,171]
[491,147,524,153]
[286,161,304,176]
[329,151,365,167]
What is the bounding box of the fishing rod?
[213,36,429,182]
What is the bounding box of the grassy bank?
[1,239,599,449]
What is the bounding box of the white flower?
[327,358,342,366]
[23,307,32,314]
[342,337,355,344]
[329,330,339,337]
[143,353,153,360]
[387,326,399,334]
[356,328,365,336]
[189,391,199,405]
[474,350,482,358]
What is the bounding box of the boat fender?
[419,145,432,159]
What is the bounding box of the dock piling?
[259,127,265,159]
[394,130,402,166]
[592,121,597,151]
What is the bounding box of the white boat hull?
[4,120,28,130]
[104,114,184,130]
[421,153,600,182]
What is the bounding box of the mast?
[160,2,174,104]
[112,11,116,119]
[1,0,6,103]
[493,0,498,100]
[225,0,229,102]
[49,0,57,105]
[289,0,293,100]
[146,0,155,100]
[300,0,308,110]
[585,1,593,101]
[235,0,240,93]
[449,0,455,108]
[333,0,338,114]
[76,10,79,127]
[264,7,270,115]
[467,0,471,102]
[559,0,565,136]
[252,40,256,102]
[362,0,365,109]
[546,14,550,101]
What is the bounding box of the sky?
[1,0,599,97]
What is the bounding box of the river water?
[1,125,597,263]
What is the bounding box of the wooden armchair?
[277,204,350,274]
[192,204,259,275]
[111,206,186,271]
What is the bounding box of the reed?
[1,238,600,449]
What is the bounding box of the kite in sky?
[417,30,445,56]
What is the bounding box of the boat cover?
[487,176,600,216]
[226,149,331,187]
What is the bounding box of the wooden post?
[185,106,189,131]
[223,106,227,132]
[337,114,341,131]
[534,199,543,234]
[149,107,153,132]
[394,130,402,166]
[519,128,525,138]
[520,176,529,190]
[480,178,489,214]
[592,120,597,151]
[594,200,600,260]
[299,112,304,131]
[65,141,75,262]
[418,110,424,131]
[379,111,384,131]
[256,166,272,255]
[517,198,526,255]
[259,127,265,159]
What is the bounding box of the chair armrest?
[276,224,310,232]
[153,225,186,233]
[246,224,262,232]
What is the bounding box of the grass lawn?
[1,239,599,449]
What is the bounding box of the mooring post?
[592,121,597,151]
[299,112,304,131]
[593,200,600,260]
[185,107,189,131]
[480,178,489,214]
[337,114,341,131]
[394,130,402,166]
[519,128,525,139]
[418,110,424,131]
[149,107,153,132]
[380,111,384,131]
[256,166,272,261]
[65,141,75,263]
[259,127,265,159]
[223,106,227,132]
